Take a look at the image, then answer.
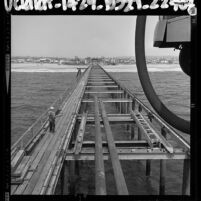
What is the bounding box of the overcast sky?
[11,16,179,57]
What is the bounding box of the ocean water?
[111,71,190,121]
[11,64,190,195]
[11,72,77,145]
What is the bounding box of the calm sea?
[11,64,190,195]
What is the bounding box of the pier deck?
[11,65,190,195]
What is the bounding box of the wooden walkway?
[11,64,190,195]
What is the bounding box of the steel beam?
[74,112,88,155]
[100,101,129,195]
[85,91,123,94]
[72,140,149,148]
[94,97,107,195]
[82,98,132,103]
[66,148,189,161]
[86,85,118,88]
[182,159,190,195]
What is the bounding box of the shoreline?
[11,63,182,73]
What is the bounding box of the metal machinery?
[135,16,196,134]
[153,15,197,76]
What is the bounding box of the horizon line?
[12,55,178,58]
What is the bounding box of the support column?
[146,160,151,176]
[61,161,69,195]
[159,127,167,195]
[138,127,141,140]
[137,104,142,140]
[159,159,166,195]
[125,94,128,114]
[120,93,122,114]
[131,124,135,140]
[60,163,64,195]
[182,159,190,195]
[146,111,152,177]
[124,92,126,114]
[132,99,135,111]
[126,95,130,131]
[75,160,80,177]
[73,121,79,141]
[69,160,76,194]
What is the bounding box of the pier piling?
[182,159,190,195]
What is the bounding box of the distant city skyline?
[12,16,179,58]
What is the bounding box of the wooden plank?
[32,120,72,194]
[37,155,58,195]
[11,150,25,172]
[11,185,18,195]
[23,131,64,194]
[26,142,35,153]
[87,81,115,84]
[12,159,31,182]
[11,179,23,184]
[14,180,29,195]
[29,134,53,171]
[44,155,63,194]
[66,151,188,161]
[100,101,128,195]
[82,98,132,103]
[79,113,132,117]
[89,78,109,79]
[86,85,118,88]
[11,147,18,160]
[88,79,112,80]
[25,127,47,154]
[85,90,123,94]
[12,134,52,194]
[74,112,88,155]
[12,156,30,177]
[94,97,106,195]
[24,171,33,181]
[13,171,33,195]
[77,116,133,123]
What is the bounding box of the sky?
[11,16,179,57]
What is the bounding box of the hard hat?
[50,106,54,110]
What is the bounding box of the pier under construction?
[11,64,190,195]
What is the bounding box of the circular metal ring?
[135,16,190,134]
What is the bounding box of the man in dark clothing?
[48,106,56,133]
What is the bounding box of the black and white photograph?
[9,15,194,196]
[1,2,199,198]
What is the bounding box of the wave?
[103,64,182,72]
[11,63,182,73]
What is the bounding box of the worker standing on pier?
[48,106,56,133]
